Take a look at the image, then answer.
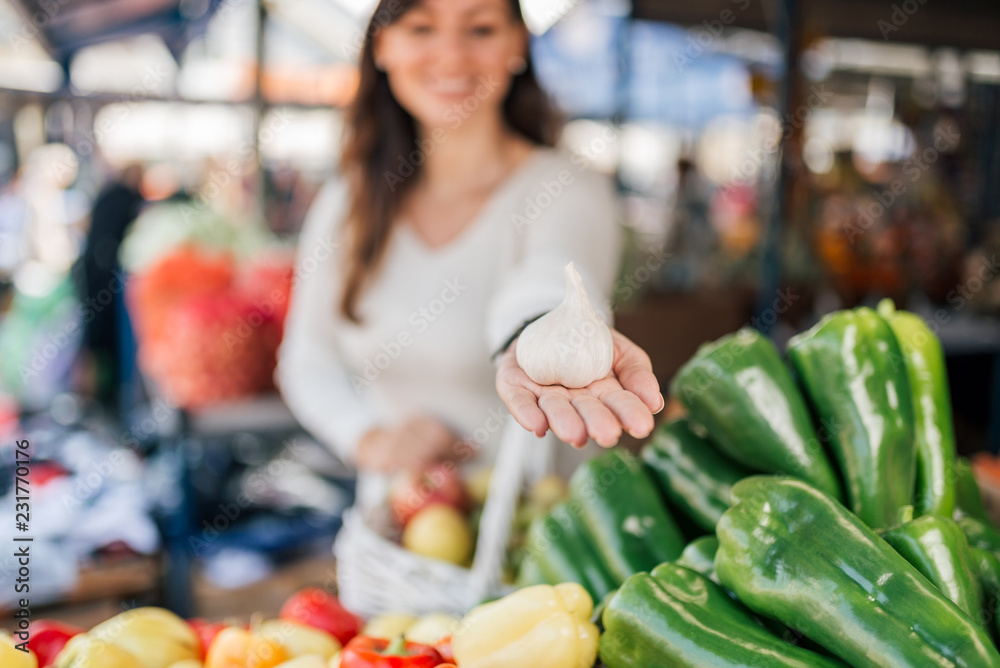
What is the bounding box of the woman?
[277,0,662,506]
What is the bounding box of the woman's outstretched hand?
[495,329,663,448]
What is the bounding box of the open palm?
[496,329,663,447]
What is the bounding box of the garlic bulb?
[516,262,614,388]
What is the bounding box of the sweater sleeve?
[486,157,623,354]
[276,179,379,465]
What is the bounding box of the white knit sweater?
[276,147,621,504]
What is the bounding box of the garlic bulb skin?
[515,262,614,388]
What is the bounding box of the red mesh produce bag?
[126,246,291,408]
[155,293,276,407]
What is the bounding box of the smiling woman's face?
[374,0,528,131]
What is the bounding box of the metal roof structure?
[6,0,226,69]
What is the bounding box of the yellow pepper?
[55,634,142,668]
[1,634,38,668]
[452,583,598,668]
[88,607,200,668]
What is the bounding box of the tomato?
[279,587,362,646]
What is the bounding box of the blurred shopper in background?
[277,0,662,507]
[77,163,144,406]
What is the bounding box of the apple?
[402,504,473,566]
[389,463,468,527]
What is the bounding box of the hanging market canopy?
[6,0,226,69]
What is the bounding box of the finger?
[496,350,548,437]
[571,395,621,447]
[613,342,662,414]
[603,388,656,440]
[500,385,549,437]
[538,393,588,447]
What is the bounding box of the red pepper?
[340,635,443,668]
[27,620,83,667]
[434,635,454,662]
[279,587,362,646]
[187,618,229,659]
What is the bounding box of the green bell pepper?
[787,307,916,529]
[568,449,685,583]
[665,539,809,649]
[670,328,842,499]
[959,515,1000,556]
[641,418,748,532]
[957,457,992,523]
[881,514,984,625]
[878,299,957,518]
[599,564,846,668]
[716,476,1000,667]
[970,548,1000,644]
[521,502,617,603]
[514,548,546,589]
[674,535,719,582]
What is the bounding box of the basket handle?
[467,415,534,598]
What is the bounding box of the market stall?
[8,299,1000,666]
[2,0,1000,665]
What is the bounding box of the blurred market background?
[0,0,999,627]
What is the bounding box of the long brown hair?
[339,0,560,322]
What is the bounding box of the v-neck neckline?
[397,147,549,256]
